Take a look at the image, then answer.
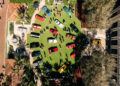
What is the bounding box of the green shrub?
[10,0,33,3]
[9,22,14,34]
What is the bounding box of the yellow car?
[92,39,102,46]
[58,64,67,73]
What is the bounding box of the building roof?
[7,3,26,21]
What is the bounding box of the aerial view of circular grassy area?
[27,4,81,72]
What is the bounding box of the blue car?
[63,6,71,15]
[70,23,79,33]
[32,51,41,57]
[42,6,51,16]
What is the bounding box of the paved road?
[0,0,8,73]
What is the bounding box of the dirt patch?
[5,59,23,86]
[7,3,26,21]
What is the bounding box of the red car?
[49,47,58,54]
[51,80,61,85]
[66,43,75,49]
[50,29,58,35]
[35,14,45,21]
[71,53,76,58]
[32,24,41,30]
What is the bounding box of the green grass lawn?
[27,4,81,71]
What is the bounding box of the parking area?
[27,4,81,71]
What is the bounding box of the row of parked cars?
[30,42,76,57]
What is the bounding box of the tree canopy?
[82,0,116,29]
[80,51,116,86]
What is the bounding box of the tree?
[82,0,116,29]
[17,5,26,22]
[80,51,116,86]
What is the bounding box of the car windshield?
[46,9,50,13]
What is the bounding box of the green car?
[63,6,71,15]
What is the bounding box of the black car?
[30,42,39,48]
[70,23,79,33]
[32,51,41,57]
[31,32,40,38]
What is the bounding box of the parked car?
[42,6,51,16]
[35,66,44,76]
[63,6,71,15]
[66,43,75,49]
[32,24,41,30]
[50,29,58,35]
[70,23,79,33]
[49,47,58,54]
[35,14,45,21]
[58,64,67,73]
[51,80,61,85]
[32,51,41,57]
[70,53,76,58]
[66,33,76,40]
[16,47,25,55]
[31,32,40,38]
[30,42,39,48]
[48,38,57,43]
[33,59,43,67]
[54,19,64,28]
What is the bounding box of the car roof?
[31,32,40,35]
[42,6,47,11]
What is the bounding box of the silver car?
[54,19,64,28]
[48,38,57,43]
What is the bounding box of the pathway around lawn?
[30,0,45,86]
[0,0,9,73]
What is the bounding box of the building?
[106,0,120,85]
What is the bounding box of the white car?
[54,19,64,28]
[48,38,57,43]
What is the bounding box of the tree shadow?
[113,0,120,10]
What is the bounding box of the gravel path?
[0,0,8,73]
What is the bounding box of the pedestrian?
[50,56,52,60]
[44,51,46,57]
[59,52,62,56]
[59,34,61,37]
[59,37,62,43]
[59,44,61,49]
[66,53,68,57]
[63,19,65,23]
[53,17,54,20]
[53,13,55,16]
[68,27,70,32]
[74,21,76,25]
[44,28,45,32]
[62,36,64,40]
[60,59,62,63]
[41,54,43,59]
[64,27,66,31]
